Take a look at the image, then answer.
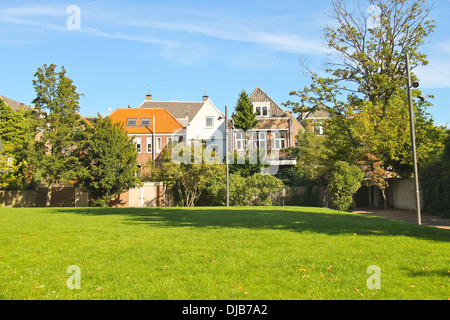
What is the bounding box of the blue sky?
[1,0,449,127]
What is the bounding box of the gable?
[0,95,32,112]
[249,88,286,117]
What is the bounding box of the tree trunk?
[381,188,387,210]
[46,182,54,207]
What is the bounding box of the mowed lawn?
[0,206,449,300]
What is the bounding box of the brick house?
[108,108,186,173]
[231,87,304,166]
[138,93,226,157]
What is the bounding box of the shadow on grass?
[46,206,450,242]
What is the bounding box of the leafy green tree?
[358,153,392,210]
[327,161,363,211]
[229,149,268,178]
[286,0,445,176]
[146,143,224,207]
[232,89,257,132]
[31,64,85,206]
[0,98,36,189]
[293,129,330,185]
[420,132,450,218]
[75,115,140,207]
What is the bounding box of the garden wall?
[0,183,89,208]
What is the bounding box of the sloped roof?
[297,104,334,121]
[0,95,32,112]
[139,100,204,120]
[108,108,185,134]
[249,87,286,117]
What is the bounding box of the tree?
[202,172,284,206]
[358,153,392,209]
[75,115,140,207]
[146,143,224,207]
[327,161,363,211]
[232,89,257,132]
[285,0,445,176]
[0,98,36,189]
[293,129,330,185]
[32,64,85,206]
[420,131,450,218]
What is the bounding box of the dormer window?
[127,118,137,126]
[140,118,151,126]
[255,106,268,117]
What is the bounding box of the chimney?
[202,95,208,102]
[146,94,152,101]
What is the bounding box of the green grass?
[0,206,449,300]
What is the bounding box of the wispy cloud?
[0,3,327,67]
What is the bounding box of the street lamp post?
[405,53,422,226]
[225,105,229,207]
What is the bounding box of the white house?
[138,94,226,157]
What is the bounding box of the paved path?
[353,208,450,230]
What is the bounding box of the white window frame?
[235,131,245,151]
[132,136,142,153]
[255,105,268,117]
[205,116,214,128]
[274,132,286,150]
[156,137,162,153]
[258,131,267,150]
[147,137,152,154]
[167,136,179,147]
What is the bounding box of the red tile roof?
[108,108,184,134]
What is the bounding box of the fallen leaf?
[299,268,307,272]
[331,278,338,281]
[352,287,359,292]
[302,275,310,278]
[238,286,245,290]
[210,260,216,263]
[95,287,103,291]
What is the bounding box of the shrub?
[327,161,363,211]
[203,172,284,206]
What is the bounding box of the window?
[255,106,268,117]
[205,116,213,128]
[235,132,245,151]
[133,137,142,153]
[208,136,219,153]
[167,136,179,147]
[127,118,137,126]
[314,124,324,135]
[156,137,162,153]
[140,118,151,126]
[135,163,142,177]
[251,132,266,150]
[274,132,286,150]
[147,137,152,153]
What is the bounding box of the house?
[296,104,333,136]
[138,94,226,157]
[0,95,32,112]
[108,108,186,173]
[231,87,304,167]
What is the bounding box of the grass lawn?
[0,206,449,300]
